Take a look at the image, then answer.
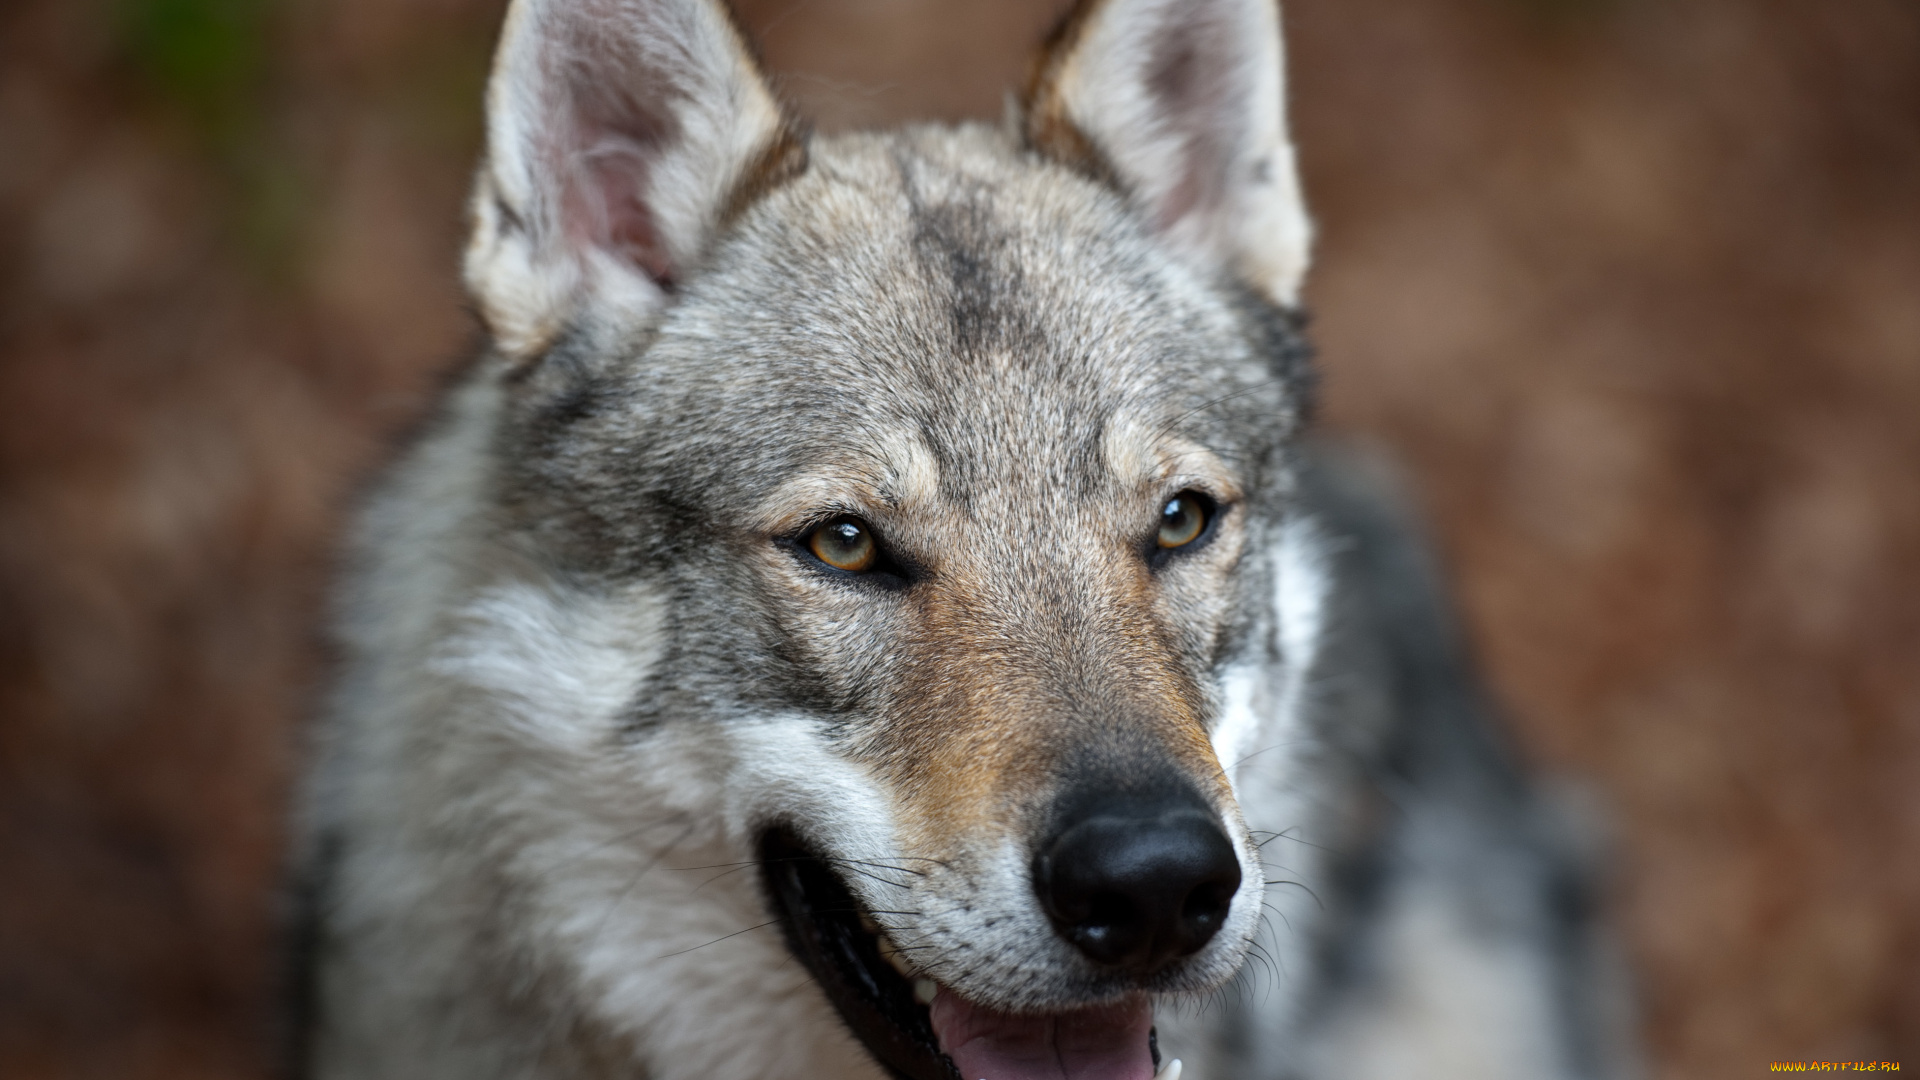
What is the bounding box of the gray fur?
[295,1,1633,1078]
[1170,445,1640,1080]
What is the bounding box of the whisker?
[1255,825,1332,854]
[693,863,760,891]
[585,817,703,945]
[1155,378,1288,438]
[1226,738,1314,773]
[663,859,757,872]
[535,812,695,875]
[1259,899,1296,936]
[828,856,947,875]
[655,919,782,959]
[1263,878,1323,909]
[1247,938,1284,997]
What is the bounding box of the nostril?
[1178,879,1237,950]
[1182,880,1233,923]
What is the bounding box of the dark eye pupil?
[827,523,862,551]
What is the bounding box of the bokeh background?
[2,0,1916,1076]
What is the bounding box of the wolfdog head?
[375,0,1321,1076]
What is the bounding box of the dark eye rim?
[1147,490,1227,570]
[782,515,914,588]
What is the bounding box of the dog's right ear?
[1025,0,1311,309]
[465,0,804,360]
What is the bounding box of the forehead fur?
[578,122,1301,511]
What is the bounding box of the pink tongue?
[928,988,1155,1080]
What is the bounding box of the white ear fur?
[465,0,798,358]
[1026,0,1311,308]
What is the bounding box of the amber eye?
[807,517,878,572]
[1157,492,1211,550]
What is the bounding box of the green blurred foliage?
[118,0,274,136]
[110,0,497,286]
[116,0,301,279]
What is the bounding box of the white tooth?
[1153,1059,1183,1080]
[912,978,938,1006]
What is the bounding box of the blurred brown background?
[2,0,1916,1076]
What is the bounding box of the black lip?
[757,827,961,1080]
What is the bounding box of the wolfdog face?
[341,1,1321,1077]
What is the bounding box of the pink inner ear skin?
[571,142,674,288]
[1143,11,1242,231]
[550,31,687,291]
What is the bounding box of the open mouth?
[757,828,1170,1080]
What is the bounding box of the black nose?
[1033,798,1242,971]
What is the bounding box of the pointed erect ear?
[1024,0,1311,308]
[465,0,805,359]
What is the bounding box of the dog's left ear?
[1025,0,1311,308]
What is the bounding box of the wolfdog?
[295,0,1634,1077]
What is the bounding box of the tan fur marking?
[1022,0,1124,189]
[1157,439,1245,504]
[750,428,941,535]
[1104,412,1246,504]
[719,117,811,231]
[870,548,1229,859]
[872,429,943,509]
[1101,411,1162,488]
[707,0,810,233]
